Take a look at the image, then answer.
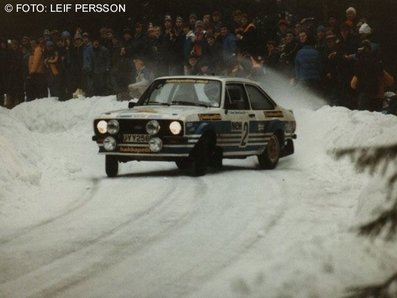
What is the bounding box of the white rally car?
[92,76,297,177]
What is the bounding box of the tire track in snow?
[33,178,208,298]
[0,178,101,245]
[0,175,205,297]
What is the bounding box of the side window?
[225,84,250,110]
[246,85,275,110]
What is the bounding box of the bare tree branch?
[334,143,397,238]
[344,272,397,298]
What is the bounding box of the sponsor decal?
[231,121,242,131]
[119,146,151,153]
[264,111,284,118]
[198,114,222,121]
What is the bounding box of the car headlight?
[97,120,107,134]
[146,120,160,135]
[107,120,120,135]
[149,137,163,152]
[169,121,182,135]
[103,136,117,151]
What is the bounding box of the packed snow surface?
[1,80,397,298]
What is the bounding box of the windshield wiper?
[146,101,170,106]
[172,101,210,108]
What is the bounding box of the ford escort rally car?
[92,76,297,177]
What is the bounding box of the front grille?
[119,120,147,134]
[119,119,183,136]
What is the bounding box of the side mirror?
[128,98,139,108]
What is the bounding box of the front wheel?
[105,155,119,177]
[190,135,211,176]
[175,158,191,170]
[257,134,280,169]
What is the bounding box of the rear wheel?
[257,134,281,169]
[105,155,119,177]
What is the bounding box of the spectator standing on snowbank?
[351,40,394,111]
[128,57,153,99]
[294,30,323,95]
[91,37,111,96]
[44,40,62,98]
[28,37,47,100]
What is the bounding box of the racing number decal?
[240,122,249,147]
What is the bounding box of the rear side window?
[246,85,275,110]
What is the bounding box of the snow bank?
[1,91,397,297]
[0,107,42,189]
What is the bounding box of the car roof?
[155,75,260,85]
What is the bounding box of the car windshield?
[140,79,221,108]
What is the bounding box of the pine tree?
[334,143,397,298]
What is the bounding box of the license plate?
[123,134,150,143]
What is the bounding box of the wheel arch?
[267,120,285,147]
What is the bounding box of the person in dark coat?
[111,34,133,101]
[201,33,222,74]
[146,25,166,77]
[69,32,85,96]
[279,31,298,78]
[351,40,392,111]
[335,23,359,108]
[91,37,111,96]
[235,13,257,55]
[0,40,10,106]
[6,40,24,108]
[130,22,149,60]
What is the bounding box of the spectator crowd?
[0,6,394,111]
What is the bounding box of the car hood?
[96,105,215,121]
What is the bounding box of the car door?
[245,84,280,148]
[220,83,256,156]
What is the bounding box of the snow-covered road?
[1,82,397,297]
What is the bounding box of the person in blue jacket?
[294,30,323,95]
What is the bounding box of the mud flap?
[281,139,294,157]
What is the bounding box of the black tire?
[105,155,119,177]
[209,146,223,169]
[258,134,281,169]
[175,158,191,170]
[190,135,211,176]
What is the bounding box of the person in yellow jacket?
[28,38,47,100]
[43,40,62,98]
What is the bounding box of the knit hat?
[195,20,204,28]
[46,41,55,47]
[61,31,71,39]
[346,7,356,16]
[359,23,372,35]
[317,25,326,33]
